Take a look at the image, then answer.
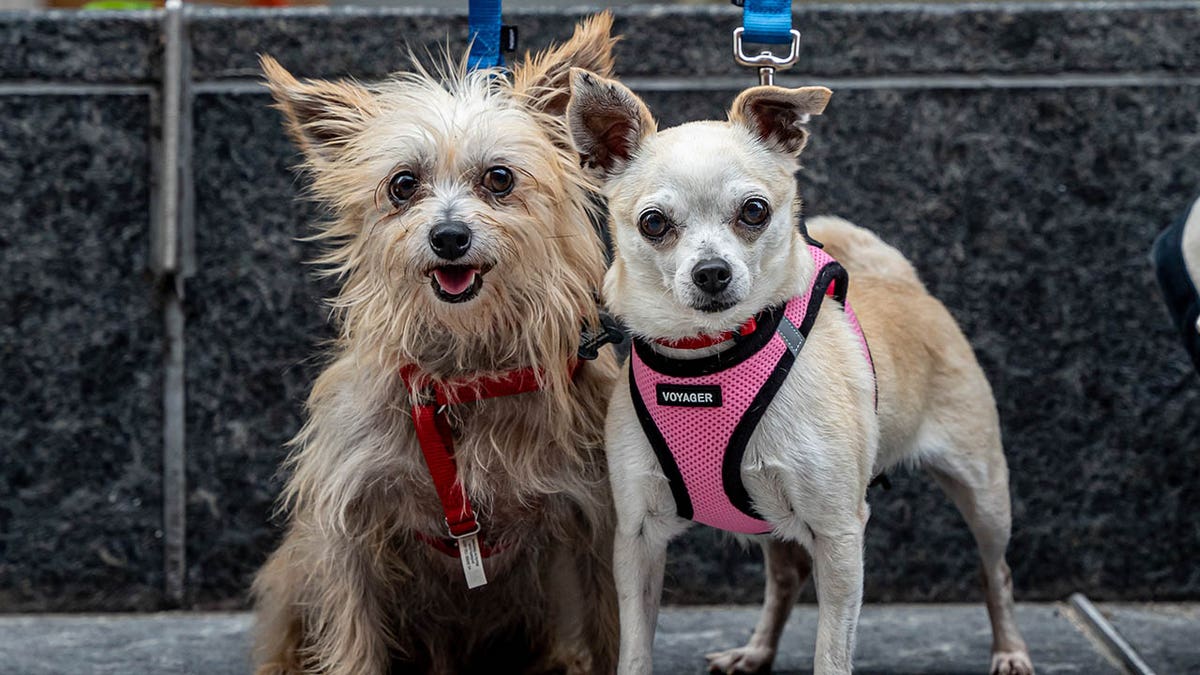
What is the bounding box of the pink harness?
[629,245,874,534]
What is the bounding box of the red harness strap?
[412,531,503,559]
[399,363,577,587]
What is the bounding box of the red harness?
[399,362,577,588]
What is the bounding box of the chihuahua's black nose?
[691,258,732,294]
[429,221,472,261]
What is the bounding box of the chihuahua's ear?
[729,86,832,156]
[511,11,618,117]
[260,55,378,164]
[566,68,655,175]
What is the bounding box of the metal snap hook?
[733,27,802,86]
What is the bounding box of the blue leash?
[739,0,793,45]
[467,0,506,71]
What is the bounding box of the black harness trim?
[720,264,848,523]
[632,304,785,377]
[629,366,694,520]
[720,347,795,527]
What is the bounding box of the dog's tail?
[806,215,924,287]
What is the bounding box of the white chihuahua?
[566,68,1033,675]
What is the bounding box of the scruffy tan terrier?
[567,70,1033,675]
[252,15,621,675]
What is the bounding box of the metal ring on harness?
[446,518,482,540]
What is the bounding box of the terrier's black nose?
[429,221,472,260]
[691,258,732,294]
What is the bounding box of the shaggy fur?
[252,15,621,675]
[567,71,1033,675]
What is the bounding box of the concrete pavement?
[2,603,1196,674]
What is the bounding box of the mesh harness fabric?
[629,245,875,534]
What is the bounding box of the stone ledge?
[6,603,1193,675]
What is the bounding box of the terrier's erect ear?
[260,55,378,163]
[511,11,618,117]
[729,86,832,156]
[566,68,655,175]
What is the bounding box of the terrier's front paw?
[537,646,593,675]
[990,649,1034,675]
[704,645,775,674]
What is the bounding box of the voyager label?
[655,384,723,408]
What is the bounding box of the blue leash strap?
[467,0,503,70]
[740,0,793,45]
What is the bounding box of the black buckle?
[500,25,519,54]
[578,310,627,360]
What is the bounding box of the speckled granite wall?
[184,4,1200,81]
[0,11,158,82]
[184,93,333,606]
[0,94,163,611]
[2,3,1198,611]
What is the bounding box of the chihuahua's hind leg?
[926,437,1034,675]
[705,539,811,674]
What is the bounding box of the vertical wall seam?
[162,282,187,607]
[155,0,192,608]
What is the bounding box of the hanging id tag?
[458,534,488,589]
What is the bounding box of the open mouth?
[693,298,738,314]
[428,265,486,303]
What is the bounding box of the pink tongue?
[433,267,477,295]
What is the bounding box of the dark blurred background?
[0,1,1197,613]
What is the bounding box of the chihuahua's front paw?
[990,649,1034,675]
[704,645,775,674]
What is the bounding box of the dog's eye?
[388,171,419,206]
[482,166,515,196]
[739,198,770,227]
[638,210,671,240]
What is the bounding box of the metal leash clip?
[733,27,801,86]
